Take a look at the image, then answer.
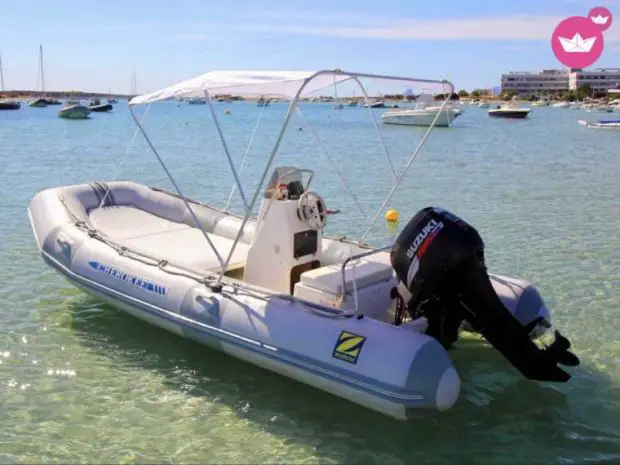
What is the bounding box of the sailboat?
[28,45,52,107]
[0,53,21,110]
[107,89,118,104]
[128,70,138,100]
[333,75,344,110]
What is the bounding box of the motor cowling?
[390,207,579,383]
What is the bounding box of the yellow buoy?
[385,208,399,223]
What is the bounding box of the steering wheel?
[297,191,327,230]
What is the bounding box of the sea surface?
[1,100,619,464]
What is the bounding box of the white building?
[501,68,620,95]
[569,68,620,91]
[500,69,569,95]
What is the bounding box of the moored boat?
[28,98,47,108]
[578,119,620,129]
[58,103,91,119]
[488,102,531,119]
[89,99,113,112]
[0,99,21,110]
[256,96,270,107]
[381,94,462,127]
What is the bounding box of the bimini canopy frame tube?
[129,69,454,285]
[210,70,453,285]
[203,89,250,214]
[128,107,227,270]
[358,92,453,244]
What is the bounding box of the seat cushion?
[89,205,248,272]
[299,258,394,295]
[122,228,249,272]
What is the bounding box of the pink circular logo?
[588,6,613,31]
[551,16,604,69]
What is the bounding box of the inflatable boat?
[578,119,620,129]
[27,70,579,420]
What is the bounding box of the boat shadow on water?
[66,296,620,464]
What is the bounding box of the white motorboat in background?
[28,69,580,421]
[552,102,570,108]
[381,93,462,127]
[532,100,550,107]
[477,101,490,108]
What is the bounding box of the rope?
[224,101,267,211]
[60,197,354,320]
[294,106,367,219]
[358,95,453,244]
[129,106,227,270]
[98,103,152,209]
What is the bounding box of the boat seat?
[298,257,394,296]
[88,206,249,272]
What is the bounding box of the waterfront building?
[500,68,620,95]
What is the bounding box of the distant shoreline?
[0,90,518,103]
[0,90,132,101]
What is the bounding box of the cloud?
[103,11,620,44]
[231,13,620,42]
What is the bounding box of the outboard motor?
[390,207,580,383]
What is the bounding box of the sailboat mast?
[0,54,4,92]
[39,45,45,96]
[130,71,137,95]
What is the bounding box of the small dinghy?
[578,119,620,129]
[58,103,91,119]
[28,69,579,420]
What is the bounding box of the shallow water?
[1,101,619,464]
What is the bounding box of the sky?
[1,0,619,94]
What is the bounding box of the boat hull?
[381,109,461,127]
[58,104,91,119]
[0,101,21,110]
[28,99,47,108]
[578,119,620,129]
[27,182,463,420]
[488,110,530,119]
[89,104,113,112]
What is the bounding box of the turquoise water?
[1,101,619,464]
